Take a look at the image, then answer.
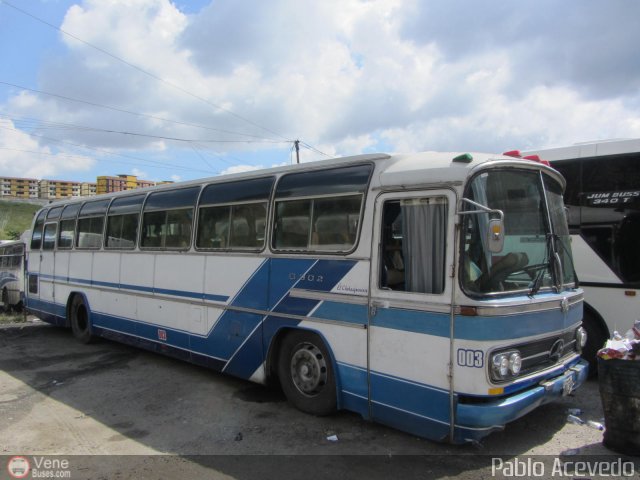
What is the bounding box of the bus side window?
[275,200,310,249]
[272,164,372,253]
[76,199,110,250]
[58,204,81,250]
[141,187,200,250]
[196,206,230,249]
[30,210,47,250]
[105,194,145,249]
[42,223,57,251]
[229,203,267,248]
[196,177,273,251]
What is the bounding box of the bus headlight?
[509,352,522,375]
[575,327,587,352]
[491,351,522,380]
[492,353,510,379]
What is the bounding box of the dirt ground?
[1,321,638,479]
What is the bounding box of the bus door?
[39,221,58,309]
[368,189,456,439]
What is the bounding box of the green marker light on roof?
[452,153,473,163]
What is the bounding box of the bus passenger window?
[274,200,311,249]
[42,224,57,251]
[197,206,230,249]
[229,203,267,248]
[58,204,80,250]
[105,214,139,249]
[77,217,105,249]
[30,210,47,250]
[105,194,144,249]
[165,209,193,248]
[141,211,166,248]
[380,197,447,294]
[310,195,361,251]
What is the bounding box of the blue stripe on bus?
[371,304,581,341]
[223,259,358,379]
[36,273,230,303]
[312,301,368,326]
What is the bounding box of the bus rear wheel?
[278,330,337,416]
[70,295,94,344]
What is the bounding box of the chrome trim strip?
[460,293,583,317]
[290,288,368,305]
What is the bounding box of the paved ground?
[0,322,637,479]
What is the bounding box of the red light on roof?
[502,150,522,158]
[523,154,551,166]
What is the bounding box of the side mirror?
[488,218,505,253]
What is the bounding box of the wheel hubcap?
[290,342,327,396]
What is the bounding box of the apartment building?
[0,177,39,198]
[96,174,156,194]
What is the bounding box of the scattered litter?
[566,414,584,426]
[466,439,483,449]
[561,448,580,456]
[598,320,640,361]
[586,420,605,431]
[234,432,243,442]
[567,408,582,416]
[326,434,338,442]
[567,414,605,431]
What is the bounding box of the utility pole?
[294,139,300,164]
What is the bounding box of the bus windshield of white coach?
[461,169,577,295]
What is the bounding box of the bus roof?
[41,150,552,208]
[523,138,640,161]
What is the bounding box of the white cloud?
[130,168,148,178]
[2,0,640,182]
[0,119,95,179]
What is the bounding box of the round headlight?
[509,352,522,375]
[576,326,587,351]
[492,354,509,378]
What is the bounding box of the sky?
[1,0,639,184]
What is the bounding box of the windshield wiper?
[528,234,554,297]
[528,263,549,297]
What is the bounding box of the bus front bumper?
[454,359,589,444]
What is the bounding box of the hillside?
[0,200,41,240]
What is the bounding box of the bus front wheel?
[278,331,337,416]
[70,295,94,344]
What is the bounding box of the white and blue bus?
[0,240,25,312]
[523,139,640,367]
[25,151,588,444]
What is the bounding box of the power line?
[300,140,331,158]
[0,0,292,143]
[3,114,288,144]
[0,125,218,174]
[0,81,280,142]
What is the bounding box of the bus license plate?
[562,373,575,396]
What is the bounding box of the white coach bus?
[25,151,588,444]
[0,240,25,311]
[523,139,640,366]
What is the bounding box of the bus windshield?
[461,169,576,295]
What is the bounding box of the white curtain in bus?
[401,197,447,294]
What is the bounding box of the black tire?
[582,310,608,376]
[70,295,94,344]
[277,330,337,416]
